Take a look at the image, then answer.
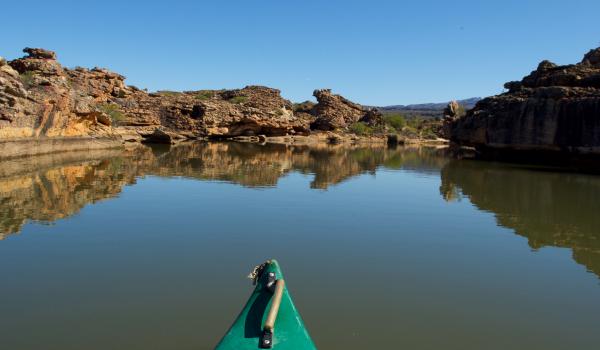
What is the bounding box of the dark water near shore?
[1,142,599,349]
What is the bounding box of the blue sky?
[2,0,599,105]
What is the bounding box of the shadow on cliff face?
[0,142,450,239]
[440,159,600,278]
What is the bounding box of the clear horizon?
[2,0,600,105]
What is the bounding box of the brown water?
[0,142,599,349]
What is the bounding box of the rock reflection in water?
[0,142,449,238]
[0,149,141,239]
[441,160,600,277]
[3,141,600,280]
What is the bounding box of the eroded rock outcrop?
[111,86,313,141]
[0,48,318,156]
[311,89,385,131]
[448,47,600,157]
[1,48,120,141]
[1,48,388,158]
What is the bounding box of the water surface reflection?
[441,160,600,277]
[0,142,448,238]
[2,142,599,280]
[1,142,599,349]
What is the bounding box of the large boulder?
[310,89,369,130]
[448,46,600,157]
[582,47,600,67]
[23,47,57,60]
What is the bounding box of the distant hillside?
[377,97,481,118]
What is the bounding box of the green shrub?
[228,96,248,104]
[195,90,215,100]
[98,103,124,123]
[293,101,315,113]
[421,128,438,139]
[406,116,425,128]
[349,122,373,136]
[19,71,35,88]
[383,114,406,131]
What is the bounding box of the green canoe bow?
[216,260,316,350]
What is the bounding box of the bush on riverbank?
[380,113,443,139]
[98,103,124,123]
[383,114,406,131]
[349,122,373,135]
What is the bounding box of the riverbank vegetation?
[348,113,442,140]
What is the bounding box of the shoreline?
[0,132,449,160]
[0,136,123,160]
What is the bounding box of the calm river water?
[0,142,599,349]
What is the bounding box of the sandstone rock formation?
[110,85,314,141]
[1,48,121,141]
[448,47,600,157]
[311,89,385,130]
[1,47,389,158]
[0,48,313,156]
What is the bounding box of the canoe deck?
[216,260,316,349]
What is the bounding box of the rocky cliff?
[1,48,386,158]
[447,47,600,157]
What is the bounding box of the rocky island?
[446,47,600,159]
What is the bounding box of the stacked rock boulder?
[310,89,384,131]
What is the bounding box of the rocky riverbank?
[446,46,600,159]
[1,47,440,158]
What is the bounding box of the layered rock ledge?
[447,47,600,158]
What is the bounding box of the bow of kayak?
[215,260,316,350]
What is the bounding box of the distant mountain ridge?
[380,97,481,111]
[376,97,482,118]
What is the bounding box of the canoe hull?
[216,260,316,350]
